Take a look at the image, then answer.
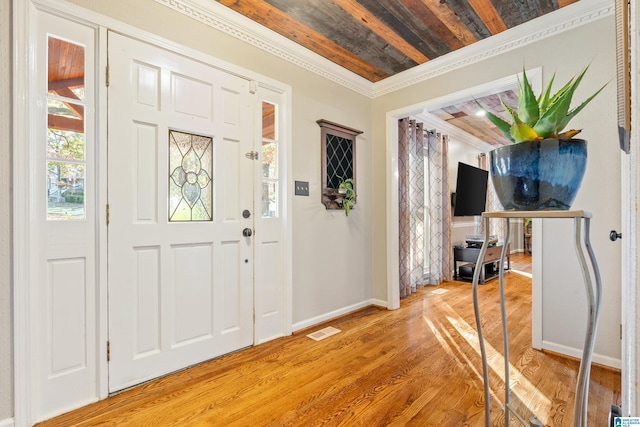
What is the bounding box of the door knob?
[242,228,253,237]
[609,230,622,241]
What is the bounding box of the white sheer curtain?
[398,119,452,298]
[425,130,452,285]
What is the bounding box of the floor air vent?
[307,326,341,341]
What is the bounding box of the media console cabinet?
[453,244,510,283]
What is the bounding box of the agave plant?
[478,67,607,143]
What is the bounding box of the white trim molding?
[154,0,613,99]
[542,341,622,370]
[13,0,36,424]
[292,299,386,332]
[624,0,640,415]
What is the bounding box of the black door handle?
[243,228,253,237]
[609,230,622,241]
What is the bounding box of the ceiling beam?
[48,115,83,133]
[48,77,84,91]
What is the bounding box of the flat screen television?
[453,162,488,216]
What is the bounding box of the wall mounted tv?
[453,162,488,217]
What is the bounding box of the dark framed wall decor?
[317,119,363,209]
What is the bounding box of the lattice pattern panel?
[326,134,353,189]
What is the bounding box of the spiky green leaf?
[518,69,539,127]
[561,83,608,129]
[533,67,589,138]
[537,72,556,113]
[475,100,514,142]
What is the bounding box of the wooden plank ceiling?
[428,89,518,147]
[215,0,580,83]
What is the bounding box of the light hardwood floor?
[37,254,619,426]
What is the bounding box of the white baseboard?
[0,417,15,427]
[370,298,388,308]
[542,340,621,370]
[292,299,385,332]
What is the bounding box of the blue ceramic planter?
[489,139,587,211]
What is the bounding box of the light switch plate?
[295,180,309,196]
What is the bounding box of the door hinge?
[106,204,110,226]
[249,80,257,94]
[245,151,259,160]
[107,340,111,362]
[621,324,623,340]
[106,64,110,87]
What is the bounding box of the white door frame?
[384,71,542,319]
[13,0,292,424]
[622,0,639,415]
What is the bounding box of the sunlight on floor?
[425,300,552,423]
[511,269,533,279]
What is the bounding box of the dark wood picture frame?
[317,119,363,210]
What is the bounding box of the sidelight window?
[46,36,86,220]
[261,101,279,218]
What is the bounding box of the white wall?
[372,15,621,365]
[0,0,13,422]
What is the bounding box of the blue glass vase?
[489,139,587,211]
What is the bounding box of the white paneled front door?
[107,32,254,391]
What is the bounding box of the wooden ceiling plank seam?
[491,0,538,28]
[360,0,452,58]
[430,110,456,121]
[70,44,85,80]
[216,0,389,81]
[262,0,416,76]
[47,37,61,83]
[59,42,72,81]
[510,0,557,23]
[399,0,466,51]
[332,0,430,64]
[467,0,509,34]
[420,0,478,47]
[441,0,493,39]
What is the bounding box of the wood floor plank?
[37,253,620,426]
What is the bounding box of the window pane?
[47,36,86,222]
[261,142,277,179]
[168,129,213,222]
[48,36,85,101]
[261,181,278,218]
[47,128,85,161]
[326,134,353,189]
[47,162,85,220]
[262,102,276,140]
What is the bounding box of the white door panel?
[108,32,254,391]
[35,12,98,420]
[254,87,289,343]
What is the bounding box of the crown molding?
[155,0,613,99]
[153,0,375,97]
